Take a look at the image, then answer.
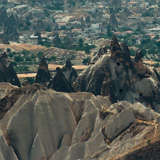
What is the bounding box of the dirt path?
[17,64,87,79]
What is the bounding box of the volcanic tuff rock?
[73,36,160,110]
[0,52,21,87]
[62,59,78,85]
[48,67,73,92]
[0,84,160,159]
[35,55,51,85]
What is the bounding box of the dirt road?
[17,64,87,79]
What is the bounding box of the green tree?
[25,77,34,85]
[14,56,24,62]
[22,49,30,56]
[83,58,90,65]
[7,48,11,53]
[34,31,42,44]
[31,53,36,59]
[37,51,44,59]
[107,25,113,37]
[79,38,84,48]
[52,33,61,46]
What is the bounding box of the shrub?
[37,51,44,59]
[14,56,24,62]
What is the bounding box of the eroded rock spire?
[35,55,51,85]
[0,52,21,87]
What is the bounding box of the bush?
[48,55,56,61]
[142,10,154,17]
[15,66,29,72]
[37,51,44,59]
[11,62,17,67]
[83,58,90,65]
[25,56,32,62]
[7,48,11,53]
[22,49,30,56]
[25,77,34,85]
[154,63,160,68]
[31,54,36,59]
[130,48,135,56]
[14,56,24,62]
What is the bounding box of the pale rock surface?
[6,90,77,160]
[134,77,158,97]
[110,101,160,122]
[0,82,18,100]
[132,103,160,122]
[60,134,72,147]
[104,109,135,140]
[0,87,160,160]
[73,37,160,112]
[71,100,99,144]
[0,129,18,160]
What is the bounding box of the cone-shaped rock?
[0,85,160,160]
[73,37,160,105]
[134,50,151,77]
[0,52,21,87]
[35,55,51,85]
[110,36,123,59]
[121,42,135,73]
[48,67,73,93]
[62,59,78,85]
[121,42,132,63]
[135,50,144,62]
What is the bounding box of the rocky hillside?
[0,83,160,160]
[0,0,81,34]
[73,36,160,111]
[0,36,160,159]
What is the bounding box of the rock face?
[90,46,108,64]
[134,50,151,77]
[0,52,21,87]
[73,36,160,109]
[48,67,73,92]
[0,85,160,160]
[62,59,78,85]
[35,55,51,85]
[0,129,18,160]
[110,35,123,59]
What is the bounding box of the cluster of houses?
[18,0,160,47]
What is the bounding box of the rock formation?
[0,84,160,159]
[35,55,51,85]
[0,52,21,87]
[62,59,78,85]
[73,36,160,108]
[90,46,108,64]
[134,50,151,78]
[48,67,73,92]
[110,35,123,59]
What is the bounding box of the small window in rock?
[117,62,120,66]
